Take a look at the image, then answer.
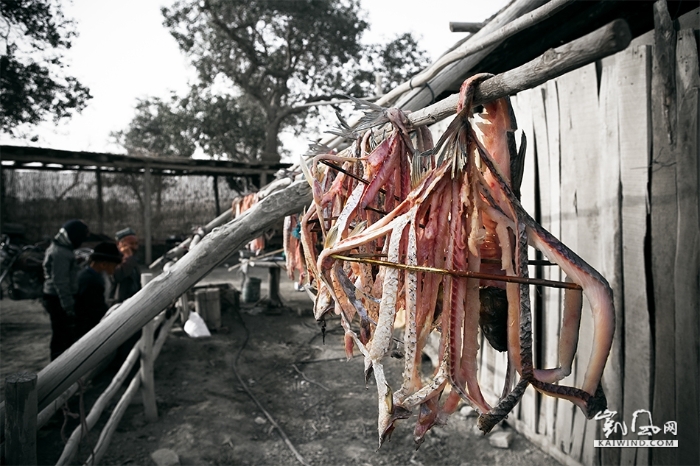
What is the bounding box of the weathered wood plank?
[573,62,604,466]
[530,85,557,437]
[650,3,679,465]
[511,90,539,434]
[558,62,602,464]
[674,28,700,466]
[553,65,583,457]
[533,83,564,439]
[617,44,653,466]
[512,418,585,466]
[597,53,624,466]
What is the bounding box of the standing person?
[42,219,89,360]
[110,227,141,304]
[74,242,122,341]
[109,227,142,370]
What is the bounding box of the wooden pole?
[139,273,157,422]
[139,320,158,422]
[407,19,632,129]
[449,22,484,33]
[84,373,142,466]
[56,309,176,466]
[149,209,233,269]
[269,267,282,307]
[55,346,140,466]
[178,294,189,324]
[4,372,37,466]
[144,165,152,264]
[213,175,221,217]
[395,0,551,111]
[96,168,104,234]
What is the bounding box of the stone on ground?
[489,429,513,449]
[151,448,180,466]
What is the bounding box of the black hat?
[115,227,136,241]
[90,242,122,264]
[62,219,89,249]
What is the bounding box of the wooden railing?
[3,292,184,465]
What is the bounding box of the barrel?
[242,277,261,303]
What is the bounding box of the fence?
[3,280,184,465]
[474,20,699,466]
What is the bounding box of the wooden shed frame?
[0,145,290,262]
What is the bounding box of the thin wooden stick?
[153,311,178,360]
[331,254,582,290]
[341,253,553,266]
[227,248,284,271]
[55,345,141,466]
[83,373,142,466]
[36,382,79,430]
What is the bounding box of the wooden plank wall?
[476,15,699,466]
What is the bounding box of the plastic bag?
[183,311,211,338]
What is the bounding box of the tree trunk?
[261,118,282,164]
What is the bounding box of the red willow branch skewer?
[341,254,555,267]
[319,159,402,203]
[331,254,581,291]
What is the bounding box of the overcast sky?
[0,0,508,158]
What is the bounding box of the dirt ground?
[0,265,561,466]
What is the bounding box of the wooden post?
[374,73,383,97]
[213,175,221,217]
[673,27,700,466]
[96,168,104,234]
[178,294,189,325]
[4,372,37,465]
[139,320,158,422]
[195,288,221,330]
[139,273,157,422]
[143,165,152,264]
[650,3,678,465]
[1,162,6,235]
[269,267,282,308]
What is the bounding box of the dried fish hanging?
[289,75,615,448]
[232,193,266,253]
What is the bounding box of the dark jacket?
[110,255,141,303]
[75,266,109,339]
[42,230,80,312]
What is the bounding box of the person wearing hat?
[108,227,143,370]
[42,219,90,360]
[74,242,122,341]
[109,227,142,304]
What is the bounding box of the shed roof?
[0,144,291,176]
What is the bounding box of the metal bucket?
[242,277,261,303]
